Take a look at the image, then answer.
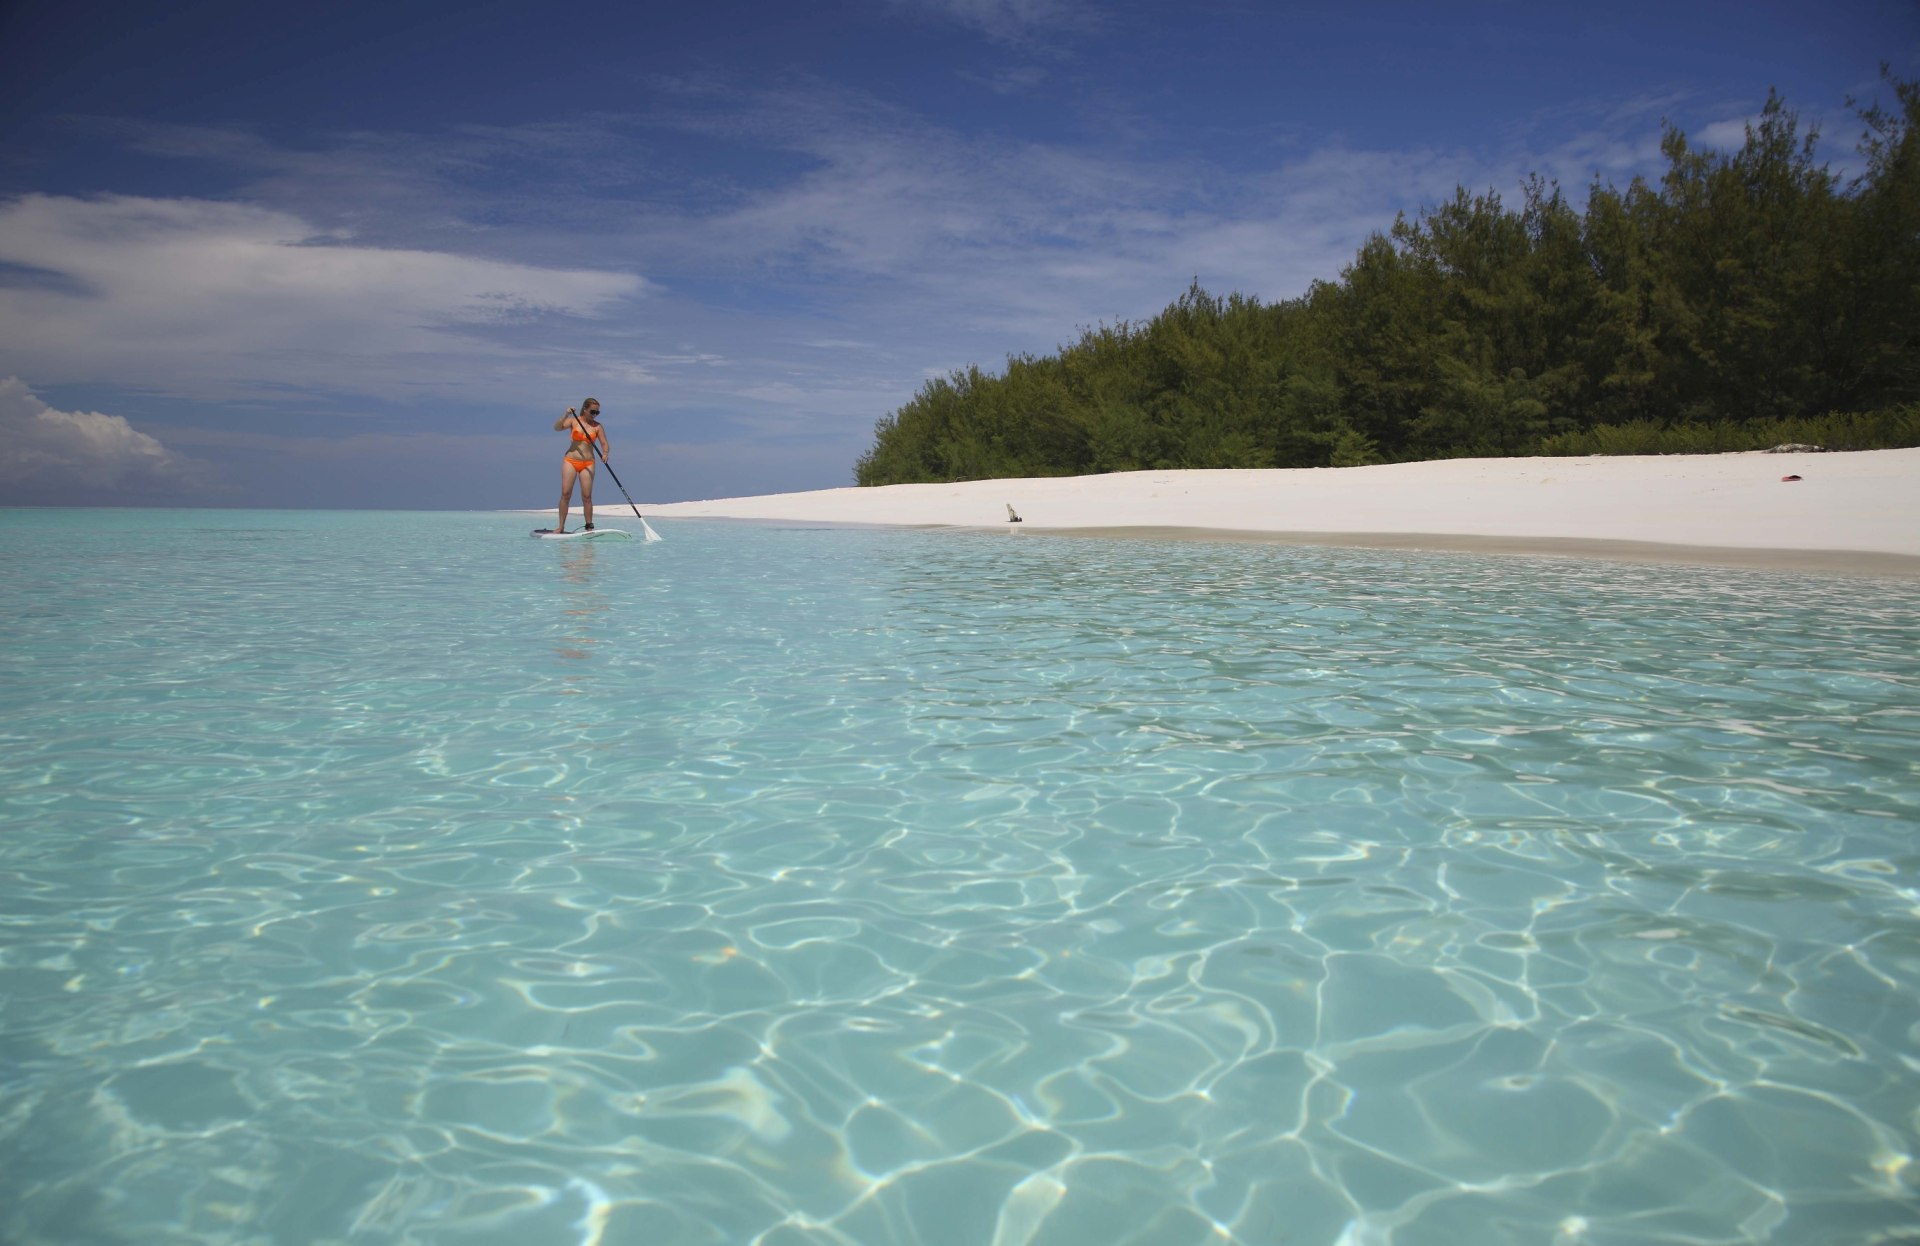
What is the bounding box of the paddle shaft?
[570,411,645,521]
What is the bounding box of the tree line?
[855,77,1919,485]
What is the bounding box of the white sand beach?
[628,448,1920,574]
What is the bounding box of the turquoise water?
[3,508,1918,1246]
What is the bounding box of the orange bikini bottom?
[563,457,595,472]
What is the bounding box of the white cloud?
[1695,118,1755,151]
[0,376,208,489]
[0,194,648,400]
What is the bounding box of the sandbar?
[627,448,1920,575]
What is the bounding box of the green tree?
[853,80,1920,485]
[1843,70,1920,408]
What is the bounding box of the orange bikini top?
[570,420,603,444]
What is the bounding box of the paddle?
[572,409,662,542]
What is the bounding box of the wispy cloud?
[958,64,1051,95]
[885,0,1092,44]
[641,86,1477,345]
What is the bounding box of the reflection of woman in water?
[556,542,607,667]
[553,398,609,533]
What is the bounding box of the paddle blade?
[641,518,662,542]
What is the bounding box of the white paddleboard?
[531,527,633,540]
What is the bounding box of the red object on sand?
[1781,474,1802,482]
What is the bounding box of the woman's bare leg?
[557,462,579,531]
[580,469,595,528]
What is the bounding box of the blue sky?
[2,0,1914,508]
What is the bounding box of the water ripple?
[2,511,1918,1244]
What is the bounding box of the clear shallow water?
[3,508,1919,1246]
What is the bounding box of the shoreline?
[989,526,1920,577]
[574,449,1920,577]
[628,517,1920,577]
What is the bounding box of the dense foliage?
[855,78,1920,485]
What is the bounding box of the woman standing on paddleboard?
[553,398,610,533]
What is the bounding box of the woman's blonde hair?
[581,397,600,416]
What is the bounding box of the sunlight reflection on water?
[1,509,1917,1245]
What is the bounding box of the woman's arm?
[553,407,578,432]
